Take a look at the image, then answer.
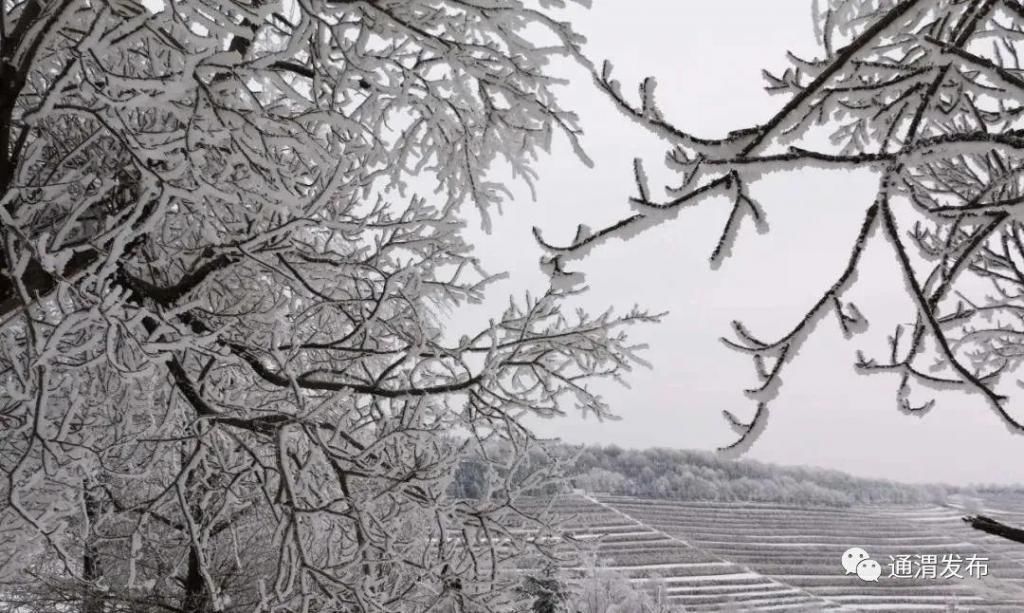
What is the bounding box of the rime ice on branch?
[536,0,1024,451]
[0,0,655,611]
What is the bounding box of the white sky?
[460,0,1024,487]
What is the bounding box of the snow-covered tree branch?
[539,0,1024,451]
[0,0,656,611]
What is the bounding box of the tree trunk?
[182,543,214,613]
[181,462,215,613]
[82,482,104,613]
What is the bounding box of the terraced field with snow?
[538,493,1024,612]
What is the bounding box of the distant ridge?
[564,445,1024,507]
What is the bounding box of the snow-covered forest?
[7,0,1024,611]
[562,445,957,506]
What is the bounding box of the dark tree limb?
[963,515,1024,544]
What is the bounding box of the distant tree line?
[567,446,965,507]
[449,442,992,507]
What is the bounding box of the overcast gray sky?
[460,0,1024,487]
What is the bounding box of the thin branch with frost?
[548,0,1024,449]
